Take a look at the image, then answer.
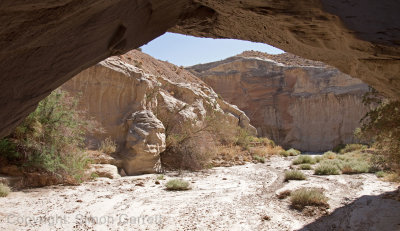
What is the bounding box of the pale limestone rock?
[62,51,256,175]
[122,110,166,175]
[88,164,120,179]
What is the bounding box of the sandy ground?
[0,156,399,231]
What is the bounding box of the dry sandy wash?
[1,156,399,231]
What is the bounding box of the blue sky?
[141,32,284,67]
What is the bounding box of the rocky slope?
[189,51,370,152]
[62,50,256,175]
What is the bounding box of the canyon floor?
[1,156,399,231]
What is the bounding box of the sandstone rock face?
[62,50,254,175]
[123,110,166,175]
[0,0,399,139]
[87,164,120,179]
[189,52,370,152]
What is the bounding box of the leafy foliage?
[358,89,400,176]
[0,89,99,183]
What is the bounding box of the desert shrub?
[339,144,367,154]
[0,139,19,161]
[165,179,190,191]
[287,148,301,156]
[314,156,324,163]
[156,174,165,180]
[375,171,385,178]
[235,128,253,149]
[323,151,336,159]
[0,89,99,183]
[299,164,312,170]
[284,170,306,181]
[99,137,117,154]
[314,163,341,175]
[292,155,316,165]
[290,188,329,210]
[340,160,370,174]
[332,144,346,153]
[253,155,265,163]
[280,150,289,157]
[357,93,400,175]
[0,184,10,197]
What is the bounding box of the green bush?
[290,188,328,210]
[280,150,289,157]
[323,151,336,159]
[299,164,312,170]
[314,156,324,163]
[287,148,301,156]
[284,170,306,181]
[0,89,99,183]
[314,163,341,175]
[375,171,385,178]
[339,144,367,154]
[341,160,370,174]
[0,184,10,197]
[253,155,265,163]
[292,155,316,165]
[0,139,19,160]
[165,179,190,191]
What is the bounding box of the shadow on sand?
[298,188,400,231]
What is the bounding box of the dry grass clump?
[284,170,306,181]
[340,160,370,174]
[290,188,329,210]
[280,148,300,157]
[339,144,367,154]
[314,163,341,175]
[253,155,265,163]
[299,164,313,170]
[292,155,316,165]
[165,179,190,191]
[323,151,336,159]
[287,148,301,156]
[0,184,10,197]
[99,137,117,154]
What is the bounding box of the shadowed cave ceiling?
[0,0,399,138]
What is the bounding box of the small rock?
[222,178,227,180]
[262,215,270,221]
[155,181,160,185]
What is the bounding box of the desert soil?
[0,156,399,231]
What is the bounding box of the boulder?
[122,110,166,175]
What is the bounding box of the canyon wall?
[62,50,256,175]
[189,52,370,152]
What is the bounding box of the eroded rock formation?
[0,0,399,138]
[62,50,255,175]
[189,51,370,152]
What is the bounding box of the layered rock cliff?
[189,51,370,152]
[62,50,256,175]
